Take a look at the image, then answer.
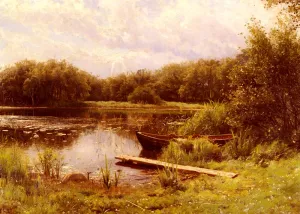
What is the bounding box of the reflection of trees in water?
[126,113,190,134]
[96,112,191,137]
[0,126,97,149]
[0,109,191,153]
[0,109,191,134]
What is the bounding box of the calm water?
[0,108,192,183]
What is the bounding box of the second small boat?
[136,131,233,151]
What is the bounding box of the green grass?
[84,101,204,110]
[0,147,29,183]
[0,155,299,213]
[160,139,223,168]
[0,144,299,213]
[100,155,122,190]
[178,102,229,135]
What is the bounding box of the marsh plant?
[178,102,230,135]
[157,164,180,189]
[224,128,256,160]
[161,141,184,164]
[0,147,28,183]
[36,148,64,179]
[100,155,122,190]
[161,138,222,167]
[251,141,292,166]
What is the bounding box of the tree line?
[0,57,242,106]
[0,60,95,106]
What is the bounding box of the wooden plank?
[115,155,238,178]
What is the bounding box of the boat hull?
[136,132,171,150]
[136,131,233,151]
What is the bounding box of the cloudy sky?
[0,0,279,77]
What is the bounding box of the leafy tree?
[87,77,103,101]
[179,60,221,102]
[155,63,188,101]
[215,58,239,101]
[0,60,36,105]
[264,0,299,27]
[0,59,92,106]
[228,20,300,144]
[23,76,40,106]
[128,86,162,104]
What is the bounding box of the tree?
[0,59,92,106]
[228,20,300,144]
[179,60,221,103]
[23,76,40,106]
[264,0,299,27]
[155,63,188,101]
[128,86,162,104]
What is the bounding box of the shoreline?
[0,101,204,111]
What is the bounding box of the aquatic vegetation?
[157,164,178,188]
[178,102,230,135]
[161,138,223,168]
[100,155,121,190]
[0,147,28,183]
[223,128,256,160]
[160,141,184,164]
[36,148,64,178]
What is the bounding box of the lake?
[0,108,192,184]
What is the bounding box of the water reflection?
[0,108,191,182]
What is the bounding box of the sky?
[0,0,279,77]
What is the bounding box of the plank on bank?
[115,155,238,178]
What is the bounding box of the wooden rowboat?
[136,131,233,150]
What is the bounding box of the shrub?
[252,141,292,166]
[223,128,256,160]
[161,138,223,167]
[36,149,64,178]
[161,142,185,164]
[190,138,223,162]
[178,102,230,135]
[157,164,180,189]
[0,147,28,183]
[128,86,163,104]
[100,156,121,190]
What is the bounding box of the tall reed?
[0,146,28,183]
[100,155,122,190]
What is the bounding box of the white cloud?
[0,0,279,77]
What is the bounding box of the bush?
[0,147,28,183]
[252,141,292,166]
[36,149,64,178]
[223,128,257,160]
[100,156,121,190]
[178,102,230,135]
[161,138,223,167]
[128,86,163,104]
[161,142,185,164]
[157,164,180,189]
[191,138,223,162]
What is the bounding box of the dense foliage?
[0,58,236,106]
[0,60,93,106]
[178,103,229,135]
[128,86,162,104]
[228,21,300,144]
[264,0,299,27]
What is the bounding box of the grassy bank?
[0,147,299,213]
[84,101,204,110]
[0,101,204,112]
